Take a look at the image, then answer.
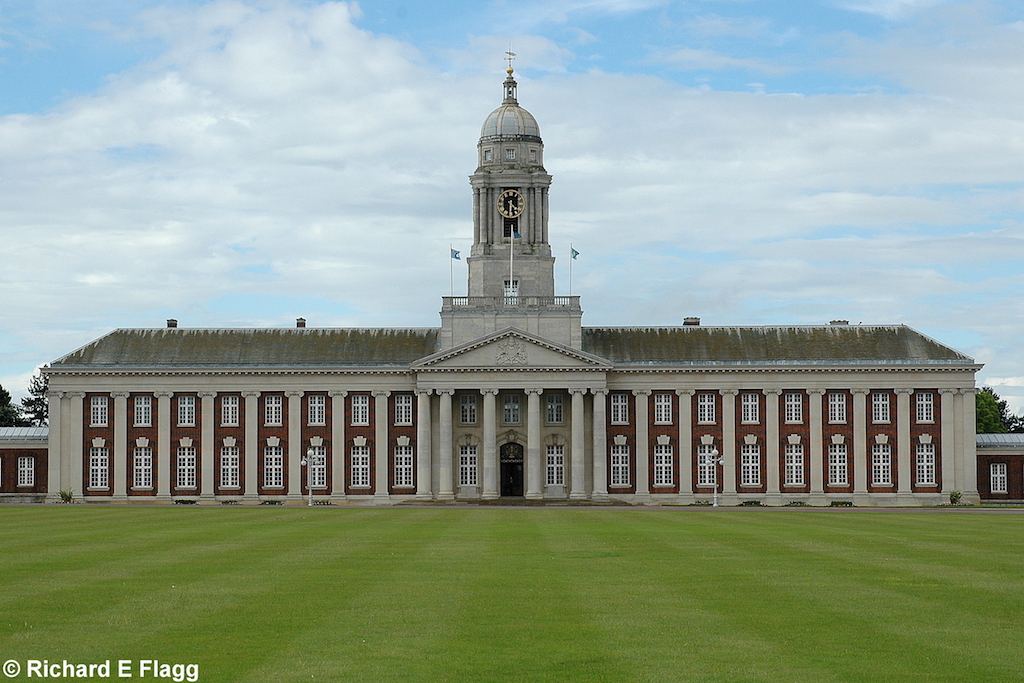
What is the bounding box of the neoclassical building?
[32,67,986,506]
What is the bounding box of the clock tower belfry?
[440,65,582,349]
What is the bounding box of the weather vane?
[505,48,516,73]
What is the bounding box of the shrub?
[830,500,854,507]
[740,500,763,506]
[949,491,963,506]
[58,489,74,503]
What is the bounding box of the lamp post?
[711,448,723,507]
[301,447,318,507]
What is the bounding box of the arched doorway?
[500,442,524,497]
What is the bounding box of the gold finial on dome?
[505,49,516,74]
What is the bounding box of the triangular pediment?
[412,328,612,371]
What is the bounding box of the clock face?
[497,189,525,219]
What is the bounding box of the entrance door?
[500,443,525,497]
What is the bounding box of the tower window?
[505,148,516,161]
[483,149,492,162]
[529,149,537,162]
[504,280,519,304]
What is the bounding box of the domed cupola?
[477,67,544,170]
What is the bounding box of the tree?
[20,372,48,427]
[976,387,1024,434]
[0,384,29,427]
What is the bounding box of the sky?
[2,0,1024,410]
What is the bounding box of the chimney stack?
[296,318,306,328]
[683,317,700,326]
[166,319,178,328]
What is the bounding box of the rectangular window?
[610,444,630,487]
[991,462,1008,494]
[916,443,936,486]
[654,394,673,424]
[221,395,239,427]
[828,444,848,486]
[546,394,564,424]
[177,447,197,488]
[459,445,478,486]
[784,392,803,424]
[17,456,35,487]
[505,148,516,161]
[872,392,890,423]
[134,395,152,427]
[610,393,629,425]
[264,395,283,427]
[90,396,108,427]
[220,446,240,488]
[394,445,414,488]
[784,444,804,486]
[177,395,196,427]
[872,444,892,485]
[697,444,717,487]
[504,279,519,305]
[503,394,520,424]
[308,395,326,426]
[263,446,283,488]
[828,392,847,423]
[460,394,478,424]
[654,444,674,487]
[89,447,109,489]
[740,393,759,424]
[546,445,565,486]
[351,395,370,426]
[132,448,152,488]
[308,444,327,489]
[916,392,934,423]
[394,394,413,426]
[740,444,760,487]
[351,445,370,487]
[697,393,716,424]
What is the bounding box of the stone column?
[373,391,391,504]
[677,390,694,503]
[961,388,979,502]
[330,391,347,500]
[939,389,956,496]
[284,391,303,500]
[525,389,543,500]
[591,389,609,501]
[720,389,737,503]
[46,392,64,500]
[852,389,869,499]
[242,391,260,502]
[112,392,129,501]
[896,388,913,501]
[155,392,172,501]
[569,389,587,500]
[481,389,499,499]
[200,391,217,501]
[764,390,781,503]
[633,390,651,503]
[416,390,433,500]
[437,390,455,500]
[809,389,825,503]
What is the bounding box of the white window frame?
[828,444,848,486]
[784,444,804,486]
[307,444,327,489]
[610,444,630,487]
[872,392,890,424]
[697,393,715,424]
[740,393,759,424]
[504,279,519,305]
[394,445,414,488]
[991,462,1008,494]
[132,448,152,489]
[221,395,239,427]
[89,447,109,489]
[220,446,240,488]
[459,445,478,486]
[177,446,197,489]
[610,393,629,425]
[17,455,35,487]
[90,396,108,427]
[916,392,934,424]
[263,446,283,488]
[654,444,674,487]
[177,395,196,427]
[740,444,760,487]
[394,394,413,426]
[134,395,152,427]
[505,147,516,161]
[784,392,803,424]
[546,394,564,424]
[460,394,477,424]
[546,445,565,486]
[654,393,673,425]
[308,395,326,426]
[828,392,847,424]
[503,394,520,424]
[872,444,892,486]
[264,395,283,427]
[350,445,371,488]
[916,443,936,486]
[351,395,370,426]
[697,443,717,487]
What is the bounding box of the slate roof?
[0,427,49,442]
[976,433,1024,447]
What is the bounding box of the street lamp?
[301,447,319,508]
[710,448,723,507]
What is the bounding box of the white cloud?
[837,0,953,21]
[653,46,791,74]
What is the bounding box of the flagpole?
[509,230,514,302]
[450,243,454,297]
[569,242,573,297]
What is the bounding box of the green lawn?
[1,507,1022,682]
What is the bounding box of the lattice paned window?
[740,444,760,487]
[697,444,717,487]
[460,394,477,424]
[546,394,564,424]
[916,443,936,485]
[872,392,890,423]
[264,395,283,427]
[262,446,283,488]
[133,448,152,488]
[505,148,516,161]
[784,444,804,486]
[351,445,370,487]
[654,394,673,424]
[90,396,108,427]
[134,396,152,427]
[697,393,716,424]
[351,395,370,426]
[991,462,1008,494]
[308,395,326,426]
[308,444,327,489]
[916,392,934,423]
[178,395,196,427]
[394,445,414,488]
[394,394,413,426]
[17,456,35,487]
[610,444,630,487]
[546,445,565,486]
[89,447,108,489]
[654,444,673,487]
[828,392,847,423]
[610,393,629,425]
[872,444,892,485]
[459,445,478,486]
[221,447,240,488]
[740,393,759,424]
[828,444,848,486]
[784,392,803,424]
[221,395,239,427]
[503,394,520,424]
[177,447,197,488]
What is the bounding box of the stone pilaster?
[112,392,129,502]
[961,388,979,502]
[437,390,455,500]
[569,389,587,500]
[764,389,781,504]
[633,389,652,504]
[330,391,347,500]
[895,388,913,502]
[46,392,64,501]
[525,388,543,500]
[155,392,172,501]
[373,391,391,504]
[591,390,608,501]
[808,389,825,504]
[481,389,499,499]
[852,389,869,501]
[720,389,738,504]
[676,390,694,504]
[198,391,216,501]
[939,389,956,496]
[242,391,260,502]
[415,390,432,500]
[285,391,303,501]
